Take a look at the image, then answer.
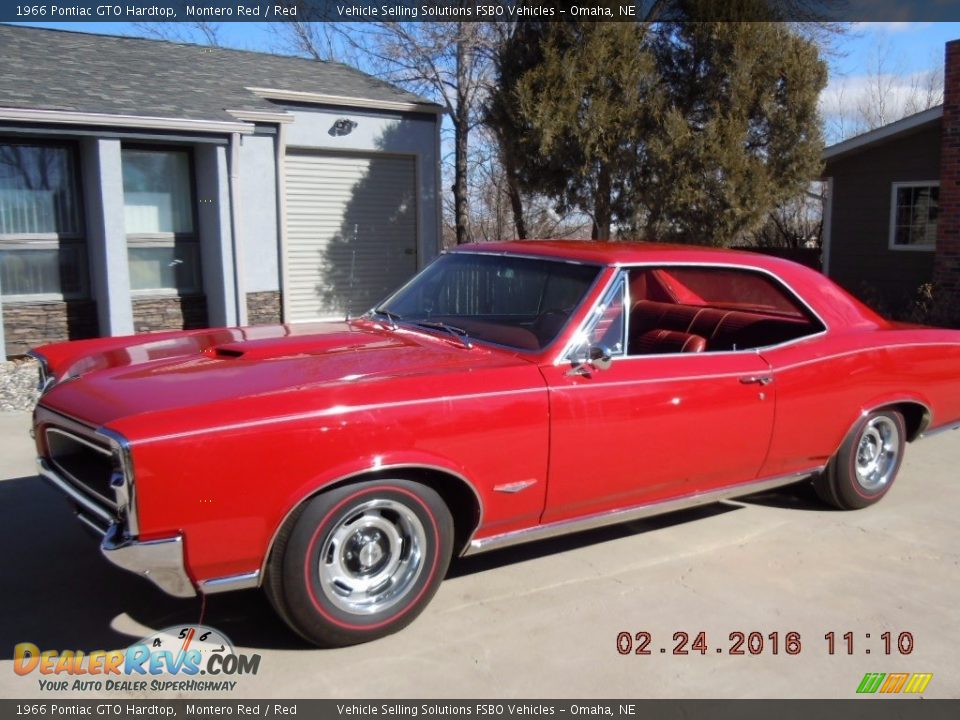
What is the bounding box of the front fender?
[111,370,550,584]
[275,449,480,529]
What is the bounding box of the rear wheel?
[266,480,453,647]
[814,410,906,510]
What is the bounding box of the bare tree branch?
[130,22,224,47]
[274,21,498,244]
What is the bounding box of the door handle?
[740,375,773,386]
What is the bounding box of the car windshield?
[375,252,601,351]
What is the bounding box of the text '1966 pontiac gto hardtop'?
[29,241,960,646]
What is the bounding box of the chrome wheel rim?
[854,416,899,492]
[318,498,426,615]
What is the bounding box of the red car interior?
[626,267,819,354]
[629,300,816,353]
[631,328,709,354]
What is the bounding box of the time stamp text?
[616,631,915,656]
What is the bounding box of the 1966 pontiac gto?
[30,241,960,646]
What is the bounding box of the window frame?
[0,139,88,302]
[567,269,629,361]
[121,144,202,297]
[888,180,939,252]
[558,263,829,364]
[378,250,606,355]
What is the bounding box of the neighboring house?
[821,39,959,311]
[0,25,442,357]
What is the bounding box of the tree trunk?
[499,138,527,239]
[592,163,612,240]
[454,31,471,245]
[506,172,527,240]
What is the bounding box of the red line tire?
[266,480,453,647]
[814,410,906,510]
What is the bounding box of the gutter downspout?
[275,122,289,323]
[228,132,247,326]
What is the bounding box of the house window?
[890,182,938,251]
[122,147,201,293]
[0,142,87,299]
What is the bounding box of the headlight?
[26,351,55,395]
[97,427,139,537]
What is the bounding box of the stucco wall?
[80,136,133,336]
[195,142,234,327]
[237,133,280,295]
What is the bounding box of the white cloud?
[851,22,930,33]
[819,68,943,143]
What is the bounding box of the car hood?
[39,321,526,427]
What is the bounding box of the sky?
[11,19,960,145]
[818,22,958,141]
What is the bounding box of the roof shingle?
[0,25,439,123]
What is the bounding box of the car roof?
[447,240,886,332]
[450,240,788,268]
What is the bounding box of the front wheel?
[814,410,906,510]
[266,480,453,647]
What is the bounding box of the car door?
[539,270,776,524]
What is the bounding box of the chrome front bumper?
[38,458,197,598]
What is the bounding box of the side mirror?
[588,345,613,371]
[567,345,614,376]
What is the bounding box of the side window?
[626,266,823,355]
[568,271,627,359]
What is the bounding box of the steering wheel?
[532,307,572,347]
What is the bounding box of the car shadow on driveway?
[734,478,832,511]
[447,503,743,578]
[0,475,313,658]
[2,474,775,655]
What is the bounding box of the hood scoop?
[205,339,319,360]
[204,332,408,361]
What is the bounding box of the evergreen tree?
[642,21,827,244]
[488,16,827,245]
[489,20,655,240]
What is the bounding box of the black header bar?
[0,701,959,720]
[1,0,960,23]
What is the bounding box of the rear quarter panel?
[759,328,960,478]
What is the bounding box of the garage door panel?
[284,152,418,321]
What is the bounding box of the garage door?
[284,151,418,321]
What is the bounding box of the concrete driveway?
[1,410,957,699]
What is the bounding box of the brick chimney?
[935,40,960,298]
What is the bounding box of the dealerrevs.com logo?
[856,672,934,695]
[13,625,261,693]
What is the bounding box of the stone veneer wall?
[2,300,99,356]
[246,291,282,326]
[132,295,208,333]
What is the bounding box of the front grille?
[46,428,117,510]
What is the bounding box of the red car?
[30,241,960,646]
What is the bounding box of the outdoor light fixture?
[330,118,358,136]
